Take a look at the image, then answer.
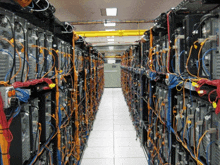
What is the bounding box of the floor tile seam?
[112,89,116,165]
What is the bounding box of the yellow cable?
[197,38,209,77]
[39,47,55,78]
[196,130,209,158]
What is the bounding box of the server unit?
[14,16,27,82]
[27,23,38,80]
[10,104,30,165]
[0,8,14,82]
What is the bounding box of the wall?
[104,63,121,88]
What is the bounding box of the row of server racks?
[0,0,104,165]
[121,1,220,165]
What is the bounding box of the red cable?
[196,79,220,114]
[0,92,13,164]
[12,78,53,89]
[208,89,217,103]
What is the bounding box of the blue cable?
[4,55,30,81]
[149,72,157,81]
[4,68,12,81]
[202,48,216,79]
[13,106,21,118]
[27,2,34,9]
[4,52,31,81]
[15,88,30,103]
[168,74,179,85]
[206,141,215,165]
[0,49,13,58]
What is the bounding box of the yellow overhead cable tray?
[75,30,146,37]
[105,56,122,59]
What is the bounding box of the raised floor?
[81,88,148,165]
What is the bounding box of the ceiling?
[49,0,183,58]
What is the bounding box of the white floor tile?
[114,137,141,147]
[83,147,114,159]
[96,115,114,119]
[115,147,146,158]
[93,123,113,131]
[81,88,147,164]
[114,124,133,128]
[94,119,113,125]
[115,158,148,165]
[114,115,131,120]
[114,119,132,125]
[88,137,113,147]
[114,131,137,138]
[81,159,114,165]
[97,112,113,116]
[114,124,135,131]
[89,131,114,138]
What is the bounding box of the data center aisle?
[81,88,148,165]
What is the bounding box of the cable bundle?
[0,92,13,165]
[15,88,30,102]
[12,78,54,89]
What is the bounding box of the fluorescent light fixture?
[109,46,114,50]
[107,36,114,38]
[106,8,117,16]
[108,39,114,42]
[104,22,116,26]
[108,42,114,44]
[105,29,115,31]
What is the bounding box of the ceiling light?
[107,36,114,38]
[105,29,115,31]
[106,8,117,16]
[104,22,116,27]
[108,39,114,42]
[108,42,114,44]
[109,46,114,50]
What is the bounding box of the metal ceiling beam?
[75,29,146,37]
[70,20,154,25]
